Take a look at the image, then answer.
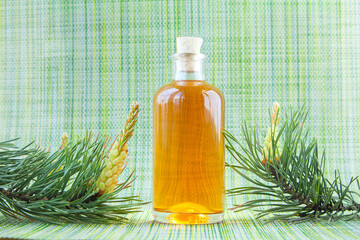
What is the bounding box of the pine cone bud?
[262,102,282,165]
[93,102,139,196]
[95,141,128,196]
[59,133,69,150]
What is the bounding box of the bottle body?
[153,79,225,224]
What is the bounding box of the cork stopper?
[176,37,203,54]
[175,37,204,73]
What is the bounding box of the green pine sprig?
[224,105,360,223]
[0,103,145,224]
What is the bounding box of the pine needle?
[0,102,145,224]
[224,104,360,223]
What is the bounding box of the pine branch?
[224,104,360,223]
[0,102,145,224]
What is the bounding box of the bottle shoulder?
[154,81,224,102]
[154,83,176,96]
[202,82,224,100]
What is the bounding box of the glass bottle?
[153,37,225,224]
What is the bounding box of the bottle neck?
[171,53,206,81]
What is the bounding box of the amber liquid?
[153,80,224,223]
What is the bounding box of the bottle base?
[152,210,224,225]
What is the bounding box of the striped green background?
[0,0,359,239]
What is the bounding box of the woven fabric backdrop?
[0,0,359,239]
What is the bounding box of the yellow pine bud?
[99,182,106,192]
[109,149,119,160]
[120,151,127,160]
[106,162,112,169]
[113,141,120,150]
[112,175,118,182]
[271,101,280,126]
[111,183,118,191]
[109,185,115,192]
[262,102,282,165]
[119,161,125,168]
[266,128,272,137]
[265,141,270,149]
[105,178,113,187]
[112,156,120,164]
[112,156,125,168]
[94,102,139,196]
[105,170,112,178]
[59,133,69,150]
[100,172,107,182]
